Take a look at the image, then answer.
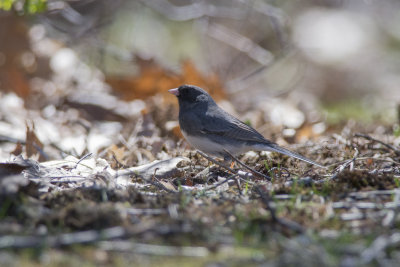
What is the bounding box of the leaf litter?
[2,94,400,266]
[1,29,400,266]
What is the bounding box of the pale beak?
[168,88,179,96]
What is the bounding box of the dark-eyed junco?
[169,84,324,168]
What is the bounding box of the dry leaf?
[11,142,23,156]
[107,144,126,168]
[159,180,178,192]
[0,14,33,99]
[184,178,193,187]
[25,122,45,161]
[106,56,225,101]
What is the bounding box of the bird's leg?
[197,151,234,174]
[195,151,228,182]
[223,149,271,180]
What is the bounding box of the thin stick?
[116,170,177,194]
[196,150,236,173]
[196,150,243,192]
[203,173,237,191]
[223,149,271,180]
[75,153,93,168]
[0,226,127,249]
[329,148,359,180]
[355,133,400,156]
[325,156,400,167]
[196,150,257,185]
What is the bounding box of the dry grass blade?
[329,148,359,180]
[355,133,400,156]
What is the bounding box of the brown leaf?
[181,60,225,101]
[0,14,31,99]
[184,178,193,187]
[25,122,45,161]
[63,99,127,122]
[105,56,225,101]
[11,142,23,156]
[159,180,178,192]
[107,144,126,168]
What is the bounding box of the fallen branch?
[355,133,400,156]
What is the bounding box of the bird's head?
[169,85,215,109]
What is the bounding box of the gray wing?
[199,106,325,168]
[200,107,271,144]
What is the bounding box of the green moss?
[0,0,47,13]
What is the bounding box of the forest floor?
[1,84,400,267]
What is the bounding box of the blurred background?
[1,0,400,161]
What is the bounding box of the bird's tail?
[261,143,326,168]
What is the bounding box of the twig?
[99,241,209,257]
[349,189,400,198]
[355,133,400,156]
[333,199,400,210]
[150,169,177,193]
[203,173,237,191]
[75,153,93,168]
[112,153,129,169]
[0,134,25,144]
[205,22,273,66]
[196,151,260,183]
[0,226,126,249]
[329,148,359,180]
[340,211,387,221]
[196,150,236,173]
[116,170,177,194]
[196,151,244,193]
[325,156,400,168]
[223,149,271,180]
[151,168,177,193]
[48,177,89,183]
[0,135,66,158]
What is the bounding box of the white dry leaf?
[116,157,190,186]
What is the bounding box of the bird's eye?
[196,95,207,102]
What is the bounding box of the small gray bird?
[169,84,324,168]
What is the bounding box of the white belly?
[181,130,248,156]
